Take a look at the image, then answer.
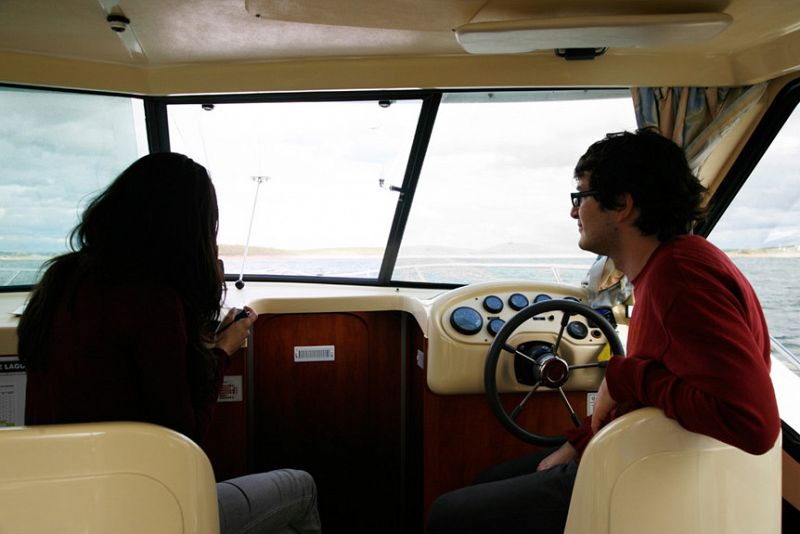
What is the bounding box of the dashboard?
[426,280,628,395]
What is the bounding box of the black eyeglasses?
[570,190,599,208]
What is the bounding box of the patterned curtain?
[632,84,766,172]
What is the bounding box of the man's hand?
[591,378,617,434]
[537,441,576,471]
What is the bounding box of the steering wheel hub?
[539,355,569,388]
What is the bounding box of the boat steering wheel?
[484,299,625,446]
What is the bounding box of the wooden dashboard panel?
[251,311,406,533]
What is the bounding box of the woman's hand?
[216,306,258,356]
[537,441,576,471]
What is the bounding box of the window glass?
[709,105,800,359]
[0,87,147,286]
[393,91,637,285]
[168,99,422,279]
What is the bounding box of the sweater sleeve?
[605,276,780,455]
[564,415,594,454]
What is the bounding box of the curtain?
[632,84,767,172]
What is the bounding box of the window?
[393,91,637,285]
[168,99,423,279]
[0,87,147,286]
[709,104,800,359]
[1,88,640,289]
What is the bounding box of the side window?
[0,87,147,286]
[708,104,800,361]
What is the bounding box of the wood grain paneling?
[235,310,589,533]
[251,311,403,533]
[421,367,588,525]
[405,319,427,534]
[203,347,248,481]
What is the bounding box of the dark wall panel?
[251,311,403,533]
[203,347,248,481]
[421,378,588,524]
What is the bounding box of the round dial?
[487,318,506,336]
[508,293,529,311]
[533,293,552,303]
[449,306,483,335]
[567,321,588,340]
[483,295,504,314]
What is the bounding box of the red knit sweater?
[566,235,780,456]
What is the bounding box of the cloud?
[0,87,145,253]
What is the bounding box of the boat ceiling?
[2,0,800,94]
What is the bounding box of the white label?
[416,349,425,369]
[294,345,335,362]
[0,357,26,426]
[586,392,597,416]
[218,375,243,402]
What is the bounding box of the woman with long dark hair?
[18,153,320,534]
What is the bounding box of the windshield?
[168,90,636,285]
[2,87,638,288]
[395,91,635,285]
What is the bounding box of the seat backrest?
[0,422,220,534]
[564,407,781,534]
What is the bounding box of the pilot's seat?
[564,407,781,534]
[0,422,219,534]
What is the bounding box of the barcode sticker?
[218,375,243,403]
[587,392,597,415]
[294,345,335,362]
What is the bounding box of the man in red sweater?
[428,128,780,534]
[542,128,780,469]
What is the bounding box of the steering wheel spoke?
[551,311,571,354]
[568,361,609,370]
[557,387,582,427]
[484,299,624,445]
[501,342,537,364]
[509,383,540,421]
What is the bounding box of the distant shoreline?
[726,249,800,258]
[0,255,50,261]
[4,247,800,260]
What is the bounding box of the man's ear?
[614,192,638,223]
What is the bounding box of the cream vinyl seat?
[0,422,219,534]
[564,407,781,534]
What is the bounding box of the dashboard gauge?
[483,295,504,314]
[487,318,506,336]
[449,306,483,335]
[589,306,617,328]
[508,293,529,311]
[567,321,588,340]
[563,296,580,302]
[533,293,552,303]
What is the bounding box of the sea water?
[3,255,799,359]
[730,256,800,358]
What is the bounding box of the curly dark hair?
[574,128,707,241]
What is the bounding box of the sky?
[2,86,799,266]
[711,123,800,250]
[0,87,147,254]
